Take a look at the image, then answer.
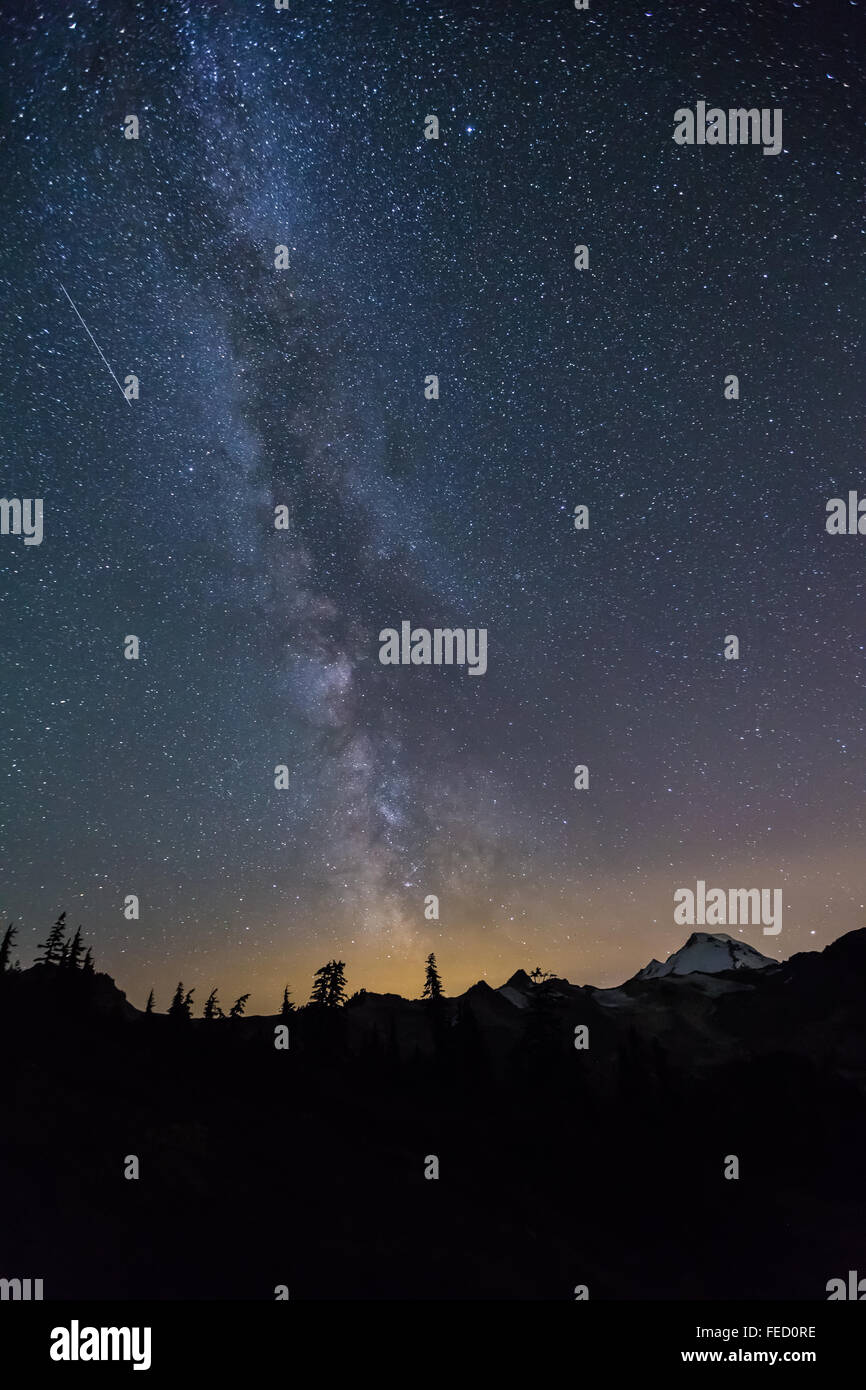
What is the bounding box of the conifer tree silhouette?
[309,962,331,1005]
[309,960,347,1007]
[145,988,155,1014]
[203,988,223,1021]
[82,947,95,975]
[327,960,347,1007]
[229,993,250,1018]
[168,982,187,1020]
[183,988,195,1018]
[421,952,443,1000]
[0,921,17,973]
[36,911,67,966]
[65,926,85,970]
[280,985,295,1017]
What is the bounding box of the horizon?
[2,0,864,1327]
[8,912,850,1014]
[2,1,864,1031]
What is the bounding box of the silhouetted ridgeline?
[1,927,865,1299]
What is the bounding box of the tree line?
[1,920,559,1035]
[151,952,446,1020]
[0,919,456,1017]
[0,912,96,976]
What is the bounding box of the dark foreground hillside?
[2,932,865,1300]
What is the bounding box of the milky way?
[1,0,864,1005]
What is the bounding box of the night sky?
[1,0,864,1009]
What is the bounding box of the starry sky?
[1,0,865,1010]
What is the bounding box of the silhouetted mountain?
[2,928,864,1299]
[3,930,864,1081]
[497,968,534,1007]
[9,961,138,1019]
[633,931,775,980]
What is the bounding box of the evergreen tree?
[145,989,155,1015]
[309,960,348,1008]
[36,911,67,966]
[0,922,17,973]
[327,960,347,1007]
[82,947,95,975]
[280,985,295,1017]
[421,952,443,1000]
[203,988,222,1021]
[229,993,250,1018]
[183,988,195,1018]
[309,962,332,1006]
[65,926,85,970]
[168,982,187,1020]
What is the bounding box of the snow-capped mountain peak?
[634,932,775,980]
